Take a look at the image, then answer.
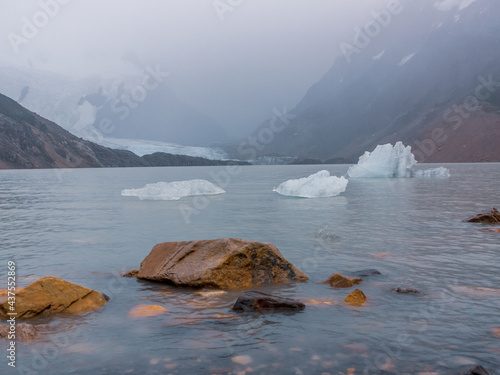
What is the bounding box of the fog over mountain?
[0,0,388,141]
[245,0,500,162]
[1,0,498,163]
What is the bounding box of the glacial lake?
[1,163,499,374]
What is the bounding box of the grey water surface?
[0,164,499,374]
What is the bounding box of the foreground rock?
[466,208,500,223]
[464,365,490,375]
[0,323,37,341]
[0,277,109,319]
[137,238,308,289]
[232,291,305,312]
[344,289,366,306]
[323,273,362,288]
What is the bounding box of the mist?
[1,0,391,139]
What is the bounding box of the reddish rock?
[137,238,308,289]
[323,273,362,288]
[0,276,109,319]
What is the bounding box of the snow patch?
[347,142,416,178]
[273,170,348,198]
[414,167,450,178]
[121,180,225,200]
[372,50,386,60]
[398,53,416,67]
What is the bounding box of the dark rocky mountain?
[0,93,247,169]
[247,0,500,163]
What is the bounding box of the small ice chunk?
[273,170,348,198]
[121,180,225,200]
[414,167,450,178]
[347,142,416,178]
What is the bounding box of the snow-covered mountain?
[0,63,228,151]
[246,0,500,162]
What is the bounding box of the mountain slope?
[0,93,247,169]
[250,0,500,162]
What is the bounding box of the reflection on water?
[0,164,499,374]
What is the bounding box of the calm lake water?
[1,164,499,374]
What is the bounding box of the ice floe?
[121,180,225,200]
[347,142,417,178]
[273,170,348,198]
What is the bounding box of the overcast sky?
[0,0,392,138]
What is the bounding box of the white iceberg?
[347,142,417,178]
[414,167,450,178]
[121,180,225,200]
[273,170,348,198]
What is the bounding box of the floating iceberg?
[121,180,225,200]
[347,142,417,178]
[273,170,348,198]
[414,167,450,178]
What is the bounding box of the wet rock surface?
[466,208,500,223]
[344,289,367,306]
[0,276,109,319]
[324,273,362,288]
[137,238,308,289]
[232,291,306,312]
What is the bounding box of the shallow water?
[0,163,499,374]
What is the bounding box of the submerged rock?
[0,276,109,319]
[464,365,490,375]
[232,291,305,312]
[392,288,421,295]
[128,304,169,317]
[323,273,362,288]
[0,323,37,341]
[466,208,500,224]
[137,238,308,289]
[122,269,139,278]
[344,289,367,306]
[352,269,382,277]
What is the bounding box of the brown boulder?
[136,238,308,289]
[0,323,37,341]
[467,208,500,223]
[323,273,362,288]
[344,289,367,306]
[0,277,109,319]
